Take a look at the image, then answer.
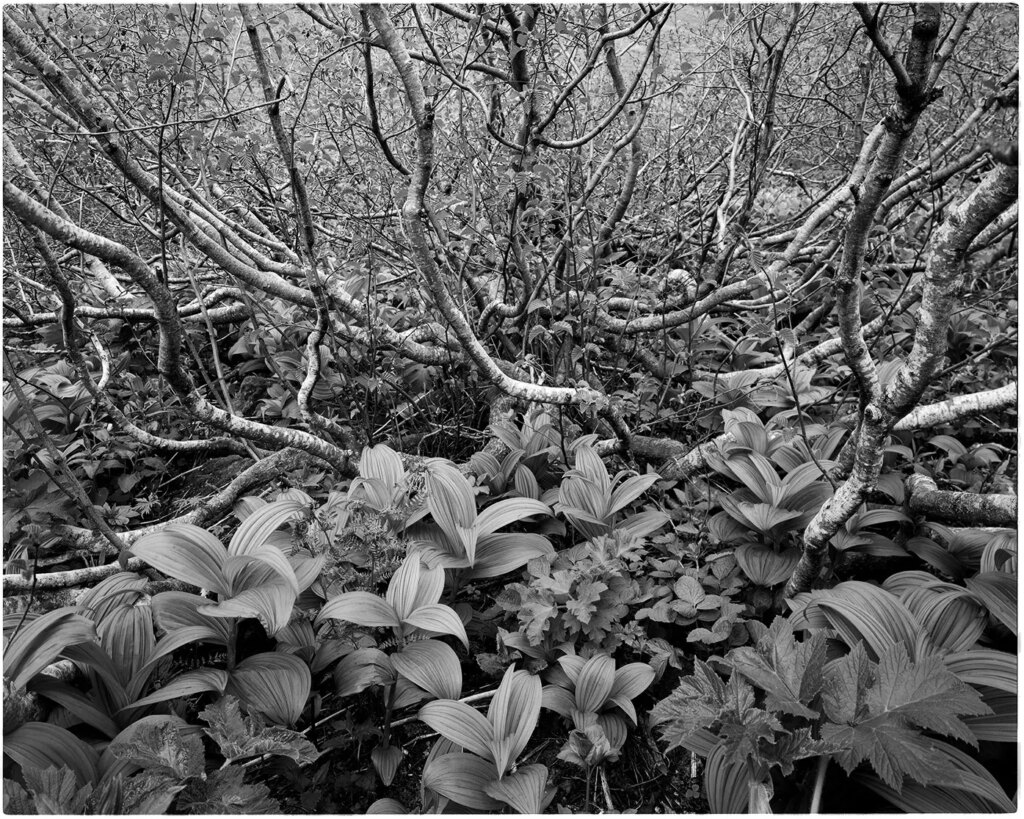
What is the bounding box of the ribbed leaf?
[28,677,118,739]
[366,798,407,814]
[466,533,553,580]
[128,626,226,701]
[360,444,405,491]
[228,498,307,558]
[333,648,393,697]
[386,553,432,621]
[541,685,576,718]
[404,604,469,649]
[513,464,540,499]
[485,764,548,814]
[427,462,477,543]
[609,473,660,516]
[944,649,1016,694]
[129,668,228,711]
[704,741,750,813]
[422,752,503,810]
[908,590,987,653]
[4,722,99,785]
[317,592,400,628]
[131,524,228,593]
[572,446,611,493]
[372,743,404,786]
[228,652,310,726]
[814,581,921,659]
[475,498,551,537]
[735,545,800,586]
[391,639,462,700]
[224,544,299,596]
[150,592,233,643]
[616,510,671,539]
[290,553,326,593]
[965,572,1017,634]
[575,654,615,713]
[963,688,1016,743]
[76,572,146,624]
[418,700,495,760]
[4,607,96,690]
[557,655,587,685]
[609,662,656,702]
[199,581,297,636]
[97,603,154,686]
[487,666,541,766]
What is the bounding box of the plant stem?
[382,681,398,745]
[600,765,615,812]
[226,619,238,672]
[809,755,828,813]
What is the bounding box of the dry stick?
[4,352,127,562]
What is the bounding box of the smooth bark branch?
[906,474,1017,527]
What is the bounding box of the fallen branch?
[906,474,1017,527]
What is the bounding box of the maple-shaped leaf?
[820,643,990,791]
[821,642,873,724]
[565,579,608,625]
[200,695,319,765]
[122,769,187,815]
[724,616,826,719]
[179,766,281,814]
[113,721,204,780]
[22,766,93,814]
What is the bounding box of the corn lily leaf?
[318,591,401,629]
[609,662,656,704]
[130,524,228,594]
[418,700,495,760]
[391,639,462,700]
[476,497,551,537]
[97,603,154,685]
[386,553,442,620]
[4,722,100,786]
[403,603,469,649]
[903,588,986,653]
[228,499,307,558]
[616,510,670,539]
[333,648,394,697]
[359,444,405,497]
[484,763,548,813]
[228,652,310,726]
[608,473,660,516]
[944,649,1016,694]
[427,463,477,543]
[572,446,611,494]
[704,741,750,813]
[812,581,922,660]
[372,743,404,786]
[421,752,504,810]
[129,668,229,711]
[27,676,119,739]
[149,592,232,644]
[962,689,1015,743]
[575,653,615,713]
[199,581,297,637]
[965,572,1017,634]
[488,666,542,768]
[541,685,576,718]
[735,545,800,586]
[4,606,96,691]
[463,533,554,580]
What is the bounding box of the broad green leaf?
[128,626,228,701]
[391,639,462,700]
[4,607,96,690]
[97,602,154,686]
[616,510,671,539]
[150,591,233,643]
[131,524,228,594]
[228,652,311,726]
[905,588,986,653]
[360,444,405,493]
[571,446,611,494]
[484,763,548,814]
[608,473,660,516]
[427,462,477,542]
[403,603,469,649]
[464,533,553,580]
[574,653,615,713]
[609,662,656,703]
[76,571,147,624]
[735,545,800,586]
[814,581,922,660]
[367,798,407,814]
[199,581,297,636]
[228,498,307,558]
[704,742,749,813]
[290,553,326,592]
[965,572,1017,634]
[27,677,119,739]
[487,666,541,765]
[387,553,431,620]
[129,668,229,711]
[541,685,576,718]
[372,743,404,785]
[4,722,99,785]
[333,648,394,697]
[223,545,299,596]
[475,497,551,537]
[317,591,400,628]
[421,752,503,810]
[944,649,1016,693]
[418,700,495,760]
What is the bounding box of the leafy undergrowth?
[3,410,1017,814]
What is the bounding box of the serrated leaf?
[111,719,204,779]
[22,765,91,814]
[183,765,280,814]
[200,695,319,765]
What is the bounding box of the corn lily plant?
[542,652,656,755]
[412,461,555,580]
[317,552,468,784]
[418,664,551,813]
[555,445,669,541]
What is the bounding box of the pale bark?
[906,474,1017,528]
